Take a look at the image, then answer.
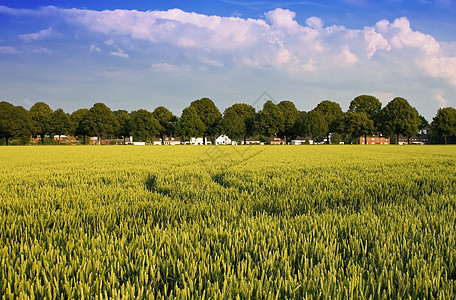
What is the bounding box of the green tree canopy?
[345,111,376,143]
[303,110,328,141]
[130,109,160,143]
[82,103,119,144]
[430,107,456,144]
[30,101,53,143]
[277,100,299,140]
[381,97,420,144]
[0,102,33,145]
[314,100,344,143]
[113,110,132,142]
[175,106,205,141]
[221,103,255,143]
[349,95,382,123]
[190,98,221,143]
[256,100,285,137]
[70,108,90,144]
[50,108,72,142]
[152,106,177,142]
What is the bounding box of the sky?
[0,0,455,120]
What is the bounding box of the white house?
[290,136,313,145]
[163,136,181,145]
[215,135,232,145]
[153,138,162,145]
[190,137,211,145]
[240,138,262,145]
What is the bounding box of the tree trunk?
[5,137,9,146]
[203,135,206,145]
[244,136,247,145]
[407,136,410,145]
[41,133,45,144]
[58,135,61,145]
[364,134,367,145]
[396,134,399,145]
[98,135,101,145]
[445,136,447,145]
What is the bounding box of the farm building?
[215,135,232,145]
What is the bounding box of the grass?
[1,145,455,298]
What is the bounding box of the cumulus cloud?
[1,5,455,115]
[0,46,18,54]
[19,27,57,41]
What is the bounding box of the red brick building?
[357,136,390,145]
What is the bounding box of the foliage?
[381,97,420,143]
[30,102,53,143]
[430,107,456,144]
[221,103,255,142]
[190,98,221,140]
[345,111,376,143]
[303,110,328,140]
[1,146,456,298]
[277,100,299,140]
[70,108,90,143]
[314,100,344,138]
[175,106,205,141]
[152,106,177,142]
[113,110,132,141]
[49,108,72,140]
[256,100,285,137]
[348,95,382,129]
[130,109,160,143]
[0,102,33,145]
[82,103,119,144]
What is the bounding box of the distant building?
[215,135,232,145]
[163,136,181,145]
[397,134,429,145]
[239,138,262,145]
[290,136,313,145]
[357,135,390,145]
[268,136,286,145]
[190,137,211,145]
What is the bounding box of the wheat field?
[1,145,455,298]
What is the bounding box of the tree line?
[1,95,456,145]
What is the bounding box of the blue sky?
[1,0,455,120]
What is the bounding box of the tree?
[113,110,132,144]
[349,95,382,129]
[30,102,53,144]
[152,106,177,143]
[70,108,90,144]
[82,103,119,145]
[345,111,375,144]
[418,115,429,134]
[293,111,308,138]
[277,100,299,141]
[303,110,328,141]
[256,100,285,137]
[0,102,33,145]
[130,109,160,143]
[381,97,420,144]
[175,106,205,142]
[314,100,344,143]
[190,98,221,144]
[221,103,256,144]
[49,108,71,143]
[430,107,456,144]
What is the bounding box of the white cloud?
[435,92,449,107]
[19,27,56,41]
[1,5,456,118]
[0,46,18,54]
[110,49,129,58]
[89,44,101,53]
